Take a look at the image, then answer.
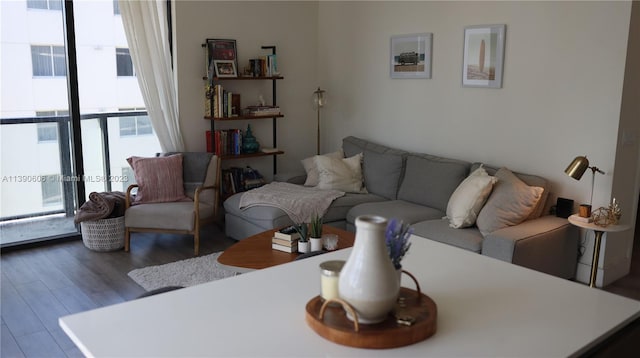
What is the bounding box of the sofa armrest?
[482,215,579,279]
[274,172,307,185]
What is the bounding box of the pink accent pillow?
[127,154,187,204]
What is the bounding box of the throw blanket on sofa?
[239,182,345,223]
[74,191,126,224]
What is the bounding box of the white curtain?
[119,0,185,152]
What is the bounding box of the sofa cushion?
[301,150,344,187]
[316,153,366,193]
[127,154,188,204]
[471,163,549,219]
[342,136,406,199]
[321,193,388,222]
[446,166,497,228]
[411,219,484,253]
[347,200,444,225]
[397,154,470,212]
[476,167,544,235]
[126,201,213,231]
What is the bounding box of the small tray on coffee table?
[305,287,437,349]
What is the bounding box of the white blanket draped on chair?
[239,182,345,223]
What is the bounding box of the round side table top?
[568,214,630,232]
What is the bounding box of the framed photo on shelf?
[213,60,237,78]
[206,38,238,79]
[462,24,506,88]
[390,33,432,79]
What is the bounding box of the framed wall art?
[390,33,432,79]
[462,24,506,88]
[206,38,238,79]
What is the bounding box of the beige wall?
[173,1,637,286]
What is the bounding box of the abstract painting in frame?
[462,24,506,88]
[206,39,238,79]
[390,33,432,79]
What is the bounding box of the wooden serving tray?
[305,287,437,349]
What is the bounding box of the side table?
[568,214,630,288]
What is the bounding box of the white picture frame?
[213,60,237,78]
[390,33,432,79]
[462,24,506,88]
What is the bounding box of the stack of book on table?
[272,226,300,253]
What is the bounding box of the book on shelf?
[260,147,279,154]
[570,214,593,223]
[273,226,301,241]
[206,84,241,118]
[272,237,299,247]
[272,242,298,253]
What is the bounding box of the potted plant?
[309,214,324,251]
[294,223,310,253]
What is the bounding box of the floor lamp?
[312,87,327,155]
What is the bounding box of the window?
[121,167,134,191]
[27,0,62,10]
[31,45,67,77]
[113,0,120,15]
[119,115,152,137]
[36,110,68,142]
[41,175,62,206]
[116,48,134,76]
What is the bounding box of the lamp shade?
[312,87,327,109]
[565,156,589,180]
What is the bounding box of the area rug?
[127,252,239,291]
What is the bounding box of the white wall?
[173,1,637,286]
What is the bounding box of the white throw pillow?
[316,153,367,193]
[446,166,497,228]
[301,150,344,187]
[476,167,544,235]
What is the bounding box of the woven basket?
[80,216,125,252]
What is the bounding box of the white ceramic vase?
[338,215,400,324]
[310,237,323,251]
[298,240,310,254]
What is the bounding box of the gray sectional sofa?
[224,136,579,279]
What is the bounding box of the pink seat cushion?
[127,154,188,204]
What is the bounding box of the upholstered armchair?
[124,152,221,255]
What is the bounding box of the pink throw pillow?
[127,154,187,204]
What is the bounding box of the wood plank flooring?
[1,221,638,357]
[0,224,236,358]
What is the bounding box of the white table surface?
[59,237,640,357]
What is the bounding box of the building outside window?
[36,110,68,142]
[31,45,67,77]
[116,48,134,76]
[27,0,62,10]
[41,174,62,206]
[113,0,120,15]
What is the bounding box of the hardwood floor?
[1,220,638,357]
[0,223,236,358]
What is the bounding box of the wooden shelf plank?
[219,151,284,160]
[205,114,284,121]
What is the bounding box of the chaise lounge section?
[224,136,578,279]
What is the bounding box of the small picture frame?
[206,38,238,79]
[462,24,506,88]
[390,33,432,79]
[213,60,237,78]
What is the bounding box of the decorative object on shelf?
[312,87,327,154]
[295,223,310,254]
[462,24,506,88]
[385,218,413,270]
[390,33,432,79]
[205,38,238,80]
[591,198,623,227]
[565,155,605,218]
[241,124,260,154]
[319,260,345,302]
[338,215,400,324]
[213,60,237,78]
